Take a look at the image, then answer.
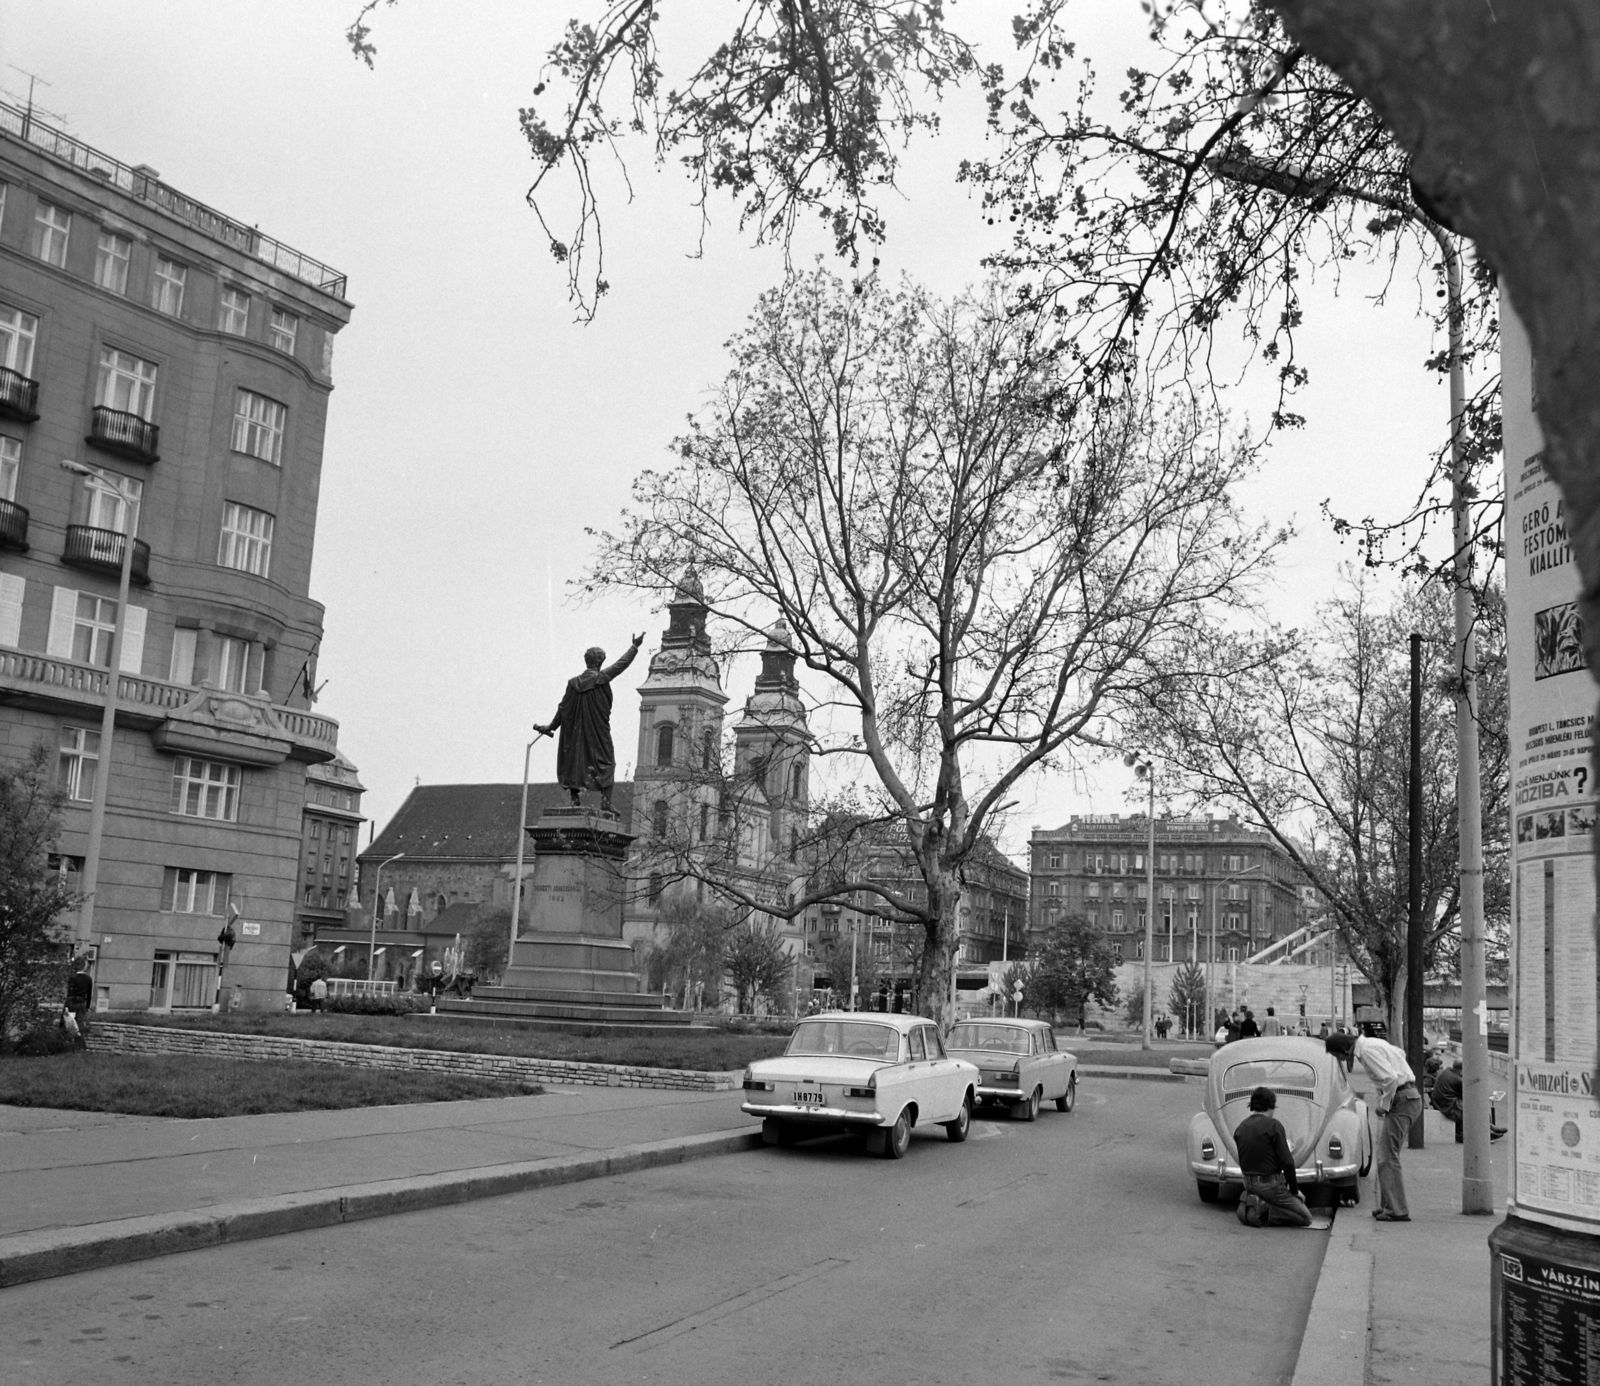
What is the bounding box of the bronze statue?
[534,634,644,812]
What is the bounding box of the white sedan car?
[740,1012,979,1159]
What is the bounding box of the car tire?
[882,1108,912,1159]
[1056,1075,1076,1113]
[862,1128,888,1157]
[1197,1179,1220,1203]
[761,1117,784,1147]
[944,1092,972,1143]
[1017,1087,1041,1123]
[775,1122,801,1148]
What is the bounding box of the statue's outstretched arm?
[601,633,646,684]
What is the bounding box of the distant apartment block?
[1030,814,1325,966]
[0,101,352,1011]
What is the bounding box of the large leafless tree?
[588,266,1279,1024]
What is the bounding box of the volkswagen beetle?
[740,1012,978,1159]
[1183,1036,1372,1204]
[944,1017,1078,1120]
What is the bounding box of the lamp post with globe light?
[1124,751,1157,1051]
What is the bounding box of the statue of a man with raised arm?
[534,633,644,813]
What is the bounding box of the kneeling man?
[1235,1086,1313,1228]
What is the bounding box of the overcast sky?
[1,0,1473,861]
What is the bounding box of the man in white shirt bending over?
[1326,1030,1421,1222]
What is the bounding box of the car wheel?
[944,1092,972,1143]
[1057,1075,1077,1113]
[862,1128,888,1157]
[761,1117,785,1147]
[775,1122,801,1148]
[1197,1180,1220,1204]
[1017,1087,1041,1123]
[882,1108,912,1159]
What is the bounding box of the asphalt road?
[6,1079,1330,1386]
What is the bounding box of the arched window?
[791,762,804,799]
[435,894,447,916]
[648,872,663,904]
[702,728,716,769]
[652,799,668,837]
[656,723,675,766]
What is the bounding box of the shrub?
[11,1020,78,1056]
[327,993,428,1016]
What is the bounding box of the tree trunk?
[914,864,964,1029]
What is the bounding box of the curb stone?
[0,1127,762,1289]
[1290,1226,1372,1386]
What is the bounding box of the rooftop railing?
[0,100,348,298]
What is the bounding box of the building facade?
[805,835,1030,987]
[0,102,351,1010]
[1029,814,1324,966]
[294,751,366,944]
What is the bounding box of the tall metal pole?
[1142,764,1156,1051]
[65,463,135,960]
[508,735,539,981]
[367,851,404,981]
[1408,631,1426,1148]
[1436,236,1492,1213]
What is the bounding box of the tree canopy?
[0,743,78,1045]
[589,266,1276,1023]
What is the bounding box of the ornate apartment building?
[0,102,351,1010]
[1029,814,1323,965]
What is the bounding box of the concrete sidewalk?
[1295,1103,1508,1385]
[0,1083,756,1286]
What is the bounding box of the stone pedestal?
[500,807,640,995]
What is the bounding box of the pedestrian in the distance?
[65,958,93,1041]
[1234,1086,1313,1228]
[1239,1007,1261,1039]
[1326,1030,1422,1222]
[1261,1006,1282,1037]
[1225,1011,1243,1044]
[309,975,328,1013]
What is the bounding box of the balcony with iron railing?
[87,406,159,463]
[0,648,339,761]
[0,498,28,550]
[0,100,347,299]
[61,525,150,585]
[0,365,40,422]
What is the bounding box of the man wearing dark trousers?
[65,959,93,1045]
[1234,1086,1313,1227]
[1327,1030,1422,1222]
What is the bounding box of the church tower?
[732,618,811,867]
[631,567,728,867]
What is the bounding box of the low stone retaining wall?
[88,1022,739,1093]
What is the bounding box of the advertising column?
[1490,292,1600,1384]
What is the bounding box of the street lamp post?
[58,461,137,960]
[1124,752,1157,1051]
[367,851,405,981]
[1212,151,1491,1212]
[507,730,547,981]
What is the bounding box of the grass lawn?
[0,1052,537,1119]
[117,1012,791,1072]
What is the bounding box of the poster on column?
[1503,292,1599,1235]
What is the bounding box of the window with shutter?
[0,572,22,647]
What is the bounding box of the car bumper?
[976,1085,1026,1102]
[1190,1159,1362,1185]
[742,1102,887,1127]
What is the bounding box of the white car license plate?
[792,1089,824,1106]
